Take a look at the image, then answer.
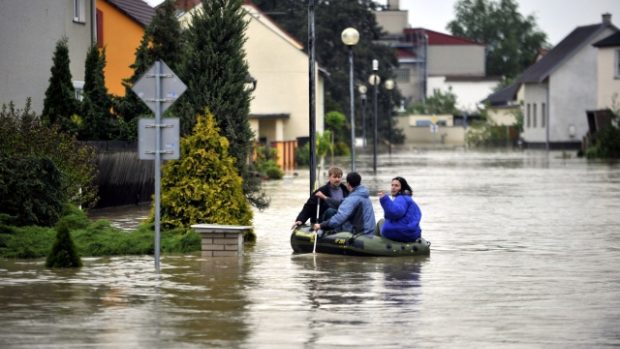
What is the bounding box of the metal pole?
[361,95,366,148]
[348,46,356,172]
[373,81,378,175]
[387,94,392,156]
[154,60,162,271]
[308,0,316,195]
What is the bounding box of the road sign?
[138,118,180,160]
[132,61,187,114]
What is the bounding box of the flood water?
[1,150,620,348]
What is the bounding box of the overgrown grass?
[0,205,201,259]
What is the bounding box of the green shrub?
[253,146,283,179]
[157,111,254,238]
[586,126,620,159]
[46,219,82,268]
[0,155,65,226]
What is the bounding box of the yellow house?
[96,0,155,96]
[178,3,326,171]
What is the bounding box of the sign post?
[133,60,186,270]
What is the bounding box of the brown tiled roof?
[107,0,155,27]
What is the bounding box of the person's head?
[391,176,413,196]
[345,172,362,189]
[327,167,343,186]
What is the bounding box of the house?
[96,0,155,96]
[593,30,620,110]
[0,0,96,113]
[518,14,617,149]
[483,81,523,127]
[177,2,326,170]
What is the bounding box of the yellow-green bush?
[158,110,253,237]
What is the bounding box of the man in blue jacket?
[313,172,376,235]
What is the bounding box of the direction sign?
[132,61,187,114]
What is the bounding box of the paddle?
[313,193,320,254]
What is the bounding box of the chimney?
[602,13,612,25]
[387,0,400,10]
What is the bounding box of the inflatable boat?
[290,226,431,257]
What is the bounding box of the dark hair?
[346,172,362,188]
[393,176,413,196]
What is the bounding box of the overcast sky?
[145,0,619,46]
[393,0,619,45]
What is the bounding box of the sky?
[392,0,620,45]
[145,0,619,46]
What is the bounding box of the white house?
[519,14,617,149]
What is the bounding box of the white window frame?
[73,80,85,101]
[526,103,531,128]
[74,0,86,23]
[541,102,546,128]
[533,103,537,128]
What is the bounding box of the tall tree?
[252,0,404,144]
[447,0,548,79]
[81,45,113,140]
[178,0,267,208]
[113,0,184,139]
[42,37,79,129]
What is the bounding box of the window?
[533,103,537,128]
[394,68,410,83]
[615,49,620,78]
[74,0,86,23]
[526,103,531,128]
[73,81,85,101]
[541,102,546,127]
[96,9,103,48]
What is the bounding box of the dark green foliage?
[254,146,284,179]
[586,125,620,159]
[0,100,99,208]
[252,0,404,144]
[295,142,310,168]
[113,0,184,139]
[0,155,65,227]
[447,0,548,79]
[325,111,350,156]
[179,0,267,208]
[42,38,79,129]
[81,45,115,140]
[46,220,82,268]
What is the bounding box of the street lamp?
[358,84,367,148]
[368,59,380,175]
[341,27,359,172]
[384,78,395,156]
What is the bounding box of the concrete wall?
[428,45,485,77]
[428,77,499,112]
[0,0,94,112]
[597,47,620,109]
[395,116,465,145]
[487,106,519,126]
[521,83,549,142]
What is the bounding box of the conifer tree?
[159,110,253,238]
[179,0,268,208]
[42,38,79,128]
[113,0,184,138]
[46,220,82,268]
[81,45,113,140]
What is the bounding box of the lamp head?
[341,27,360,46]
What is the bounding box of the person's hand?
[313,223,321,231]
[378,191,385,199]
[291,221,302,230]
[314,191,327,200]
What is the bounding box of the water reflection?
[2,150,620,347]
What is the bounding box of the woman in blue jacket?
[378,176,422,242]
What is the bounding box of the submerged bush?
[46,219,82,268]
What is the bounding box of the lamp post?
[368,59,380,175]
[358,84,367,148]
[341,27,359,172]
[384,78,394,156]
